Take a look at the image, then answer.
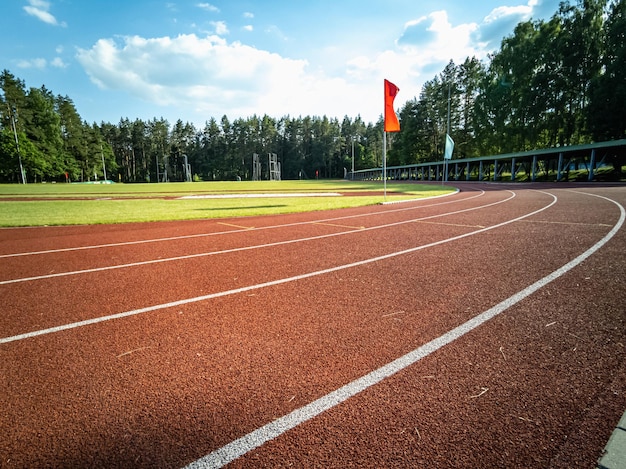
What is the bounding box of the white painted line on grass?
[183,192,625,469]
[1,191,509,285]
[178,192,342,199]
[0,189,480,259]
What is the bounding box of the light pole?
[7,105,26,184]
[351,135,359,180]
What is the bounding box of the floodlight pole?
[101,145,107,182]
[8,105,26,184]
[351,135,359,180]
[351,138,355,179]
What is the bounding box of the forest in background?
[1,0,624,183]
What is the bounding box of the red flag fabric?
[384,79,400,132]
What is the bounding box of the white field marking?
[178,192,342,199]
[0,188,471,259]
[183,191,625,469]
[0,192,515,285]
[1,190,543,344]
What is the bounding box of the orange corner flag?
[384,79,400,132]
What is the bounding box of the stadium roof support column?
[557,152,564,182]
[588,149,596,182]
[511,157,517,182]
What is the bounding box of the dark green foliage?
[588,0,626,141]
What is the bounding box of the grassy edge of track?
[0,181,456,227]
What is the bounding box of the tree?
[0,71,29,182]
[588,0,626,141]
[22,86,64,181]
[56,95,85,181]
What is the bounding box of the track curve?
[1,183,624,468]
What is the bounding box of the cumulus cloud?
[211,20,229,35]
[50,57,67,68]
[375,0,561,86]
[476,0,561,48]
[72,1,563,124]
[196,2,219,13]
[23,0,66,27]
[344,9,483,90]
[17,57,47,69]
[75,34,360,121]
[397,10,481,69]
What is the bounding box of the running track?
[1,183,625,468]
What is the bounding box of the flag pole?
[444,82,451,185]
[383,130,387,201]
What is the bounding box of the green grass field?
[0,180,455,227]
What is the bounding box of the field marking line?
[179,192,342,199]
[183,190,625,469]
[0,192,514,285]
[2,190,543,345]
[0,189,478,259]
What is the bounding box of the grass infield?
[0,180,455,227]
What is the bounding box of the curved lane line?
[0,188,472,258]
[0,191,512,285]
[183,193,626,468]
[1,190,546,345]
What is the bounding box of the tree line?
[1,0,624,183]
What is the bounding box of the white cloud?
[73,1,562,126]
[50,57,67,68]
[477,0,561,48]
[196,3,219,13]
[243,25,253,32]
[76,35,315,118]
[338,8,484,100]
[211,21,229,35]
[397,11,481,65]
[74,33,390,123]
[243,12,254,19]
[485,4,532,23]
[23,0,66,27]
[17,58,47,69]
[375,1,561,97]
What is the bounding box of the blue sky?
[1,0,561,128]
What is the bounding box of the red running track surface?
[1,183,625,468]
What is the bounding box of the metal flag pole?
[383,130,387,201]
[445,82,451,184]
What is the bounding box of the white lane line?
[183,192,625,469]
[0,190,543,345]
[216,222,255,230]
[312,222,366,230]
[0,189,473,258]
[0,192,513,285]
